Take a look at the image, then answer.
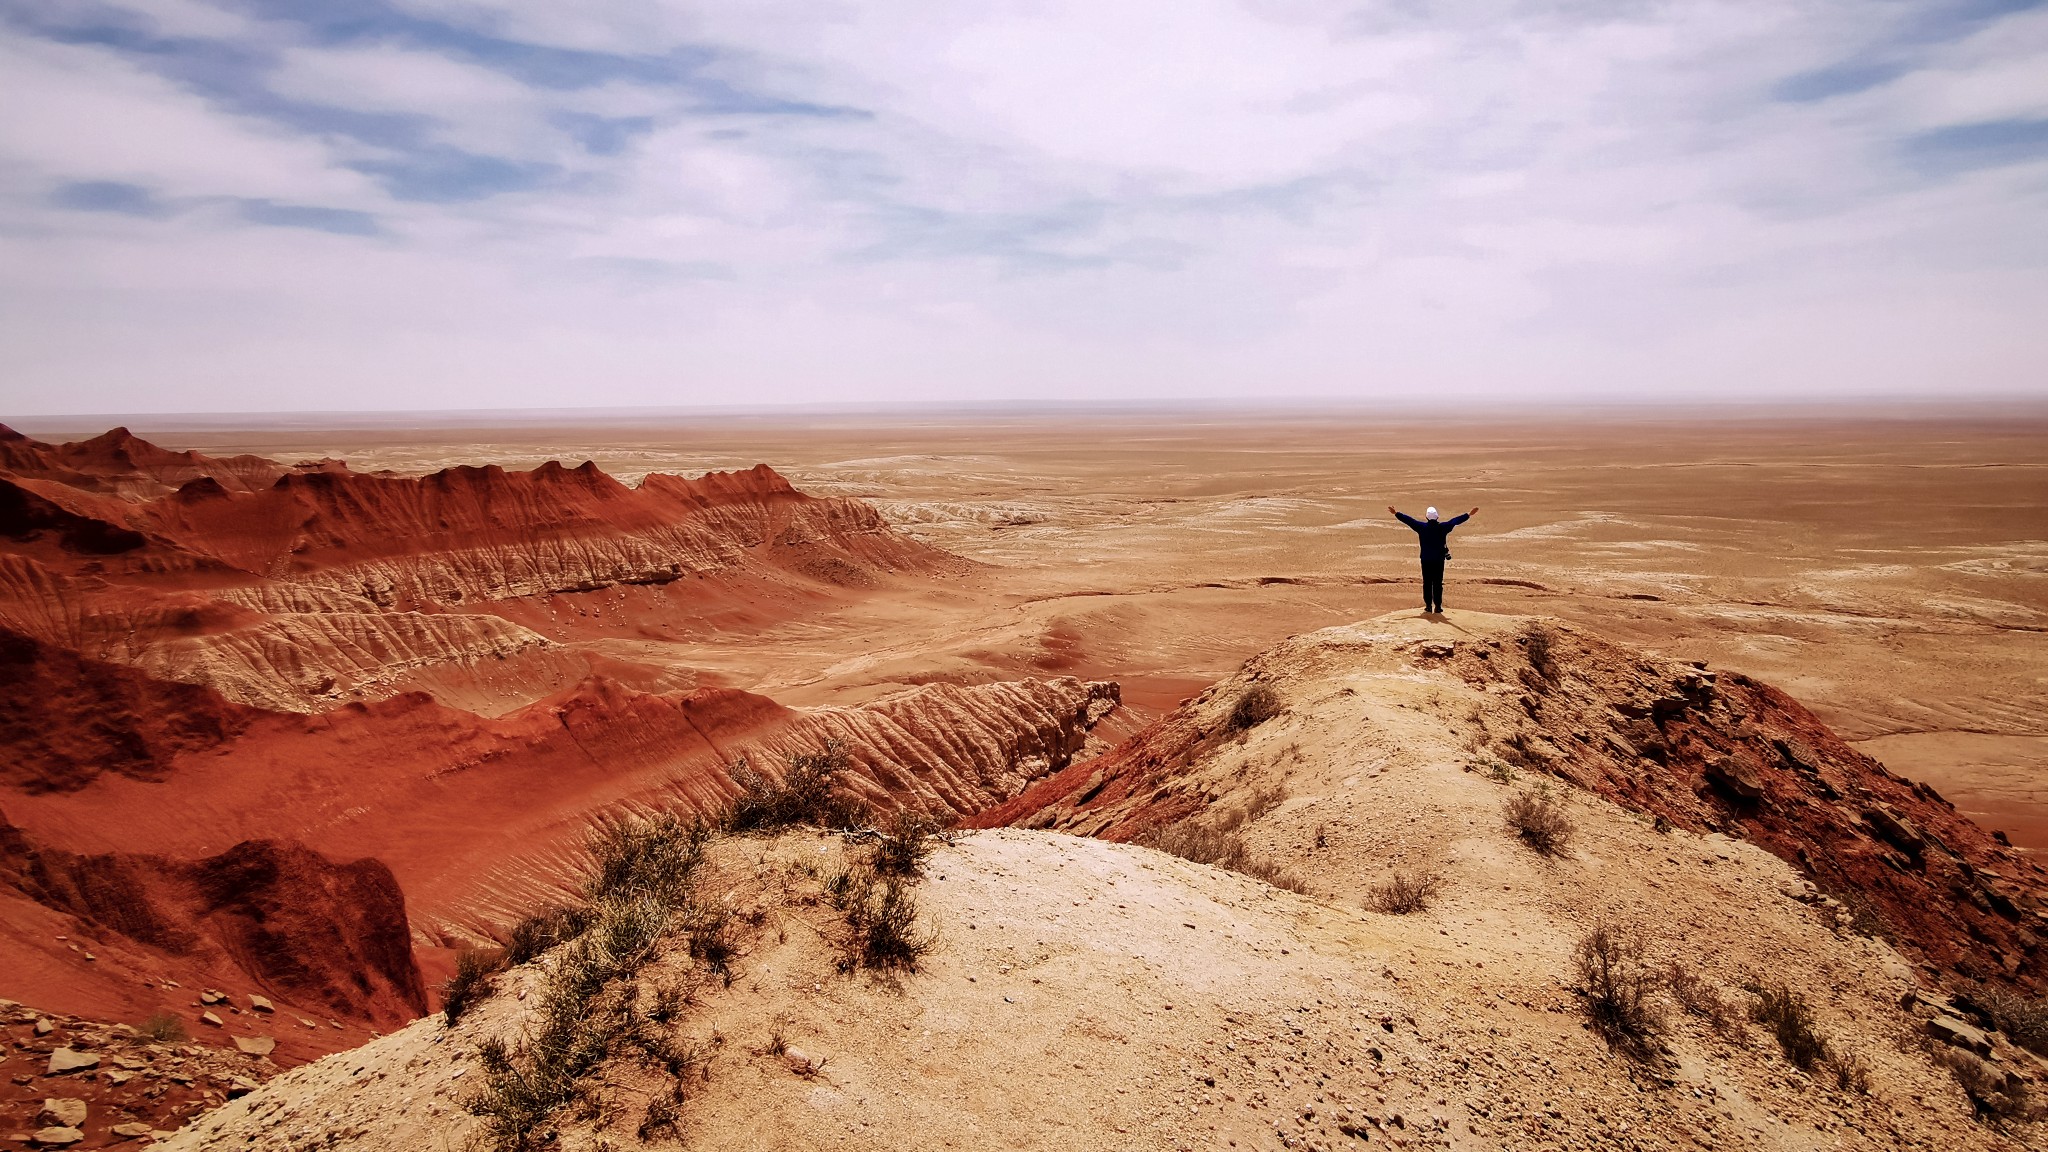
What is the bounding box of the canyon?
[1,410,2044,1149]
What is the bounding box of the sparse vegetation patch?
[1574,923,1663,1061]
[1747,980,1828,1070]
[140,1010,186,1043]
[1366,869,1445,915]
[466,813,708,1151]
[1504,785,1574,856]
[1228,685,1282,731]
[442,947,502,1025]
[722,741,865,834]
[1143,817,1310,895]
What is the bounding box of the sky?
[2,0,2046,415]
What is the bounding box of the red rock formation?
[0,627,261,794]
[0,816,425,1034]
[0,428,957,713]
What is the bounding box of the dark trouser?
[1421,556,1445,612]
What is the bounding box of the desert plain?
[35,407,2036,846]
[6,405,2048,1151]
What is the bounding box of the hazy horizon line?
[11,393,2048,438]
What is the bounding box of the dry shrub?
[1498,731,1549,773]
[874,809,942,877]
[831,866,936,972]
[1523,626,1557,681]
[1575,923,1663,1061]
[722,742,866,834]
[1228,685,1282,731]
[140,1010,186,1043]
[443,947,504,1025]
[1367,869,1445,915]
[1144,818,1310,895]
[1748,981,1828,1071]
[1974,986,2048,1057]
[1941,1047,2045,1125]
[637,1089,684,1142]
[1666,960,1744,1040]
[685,903,734,980]
[467,813,707,1151]
[503,906,590,966]
[1504,786,1573,856]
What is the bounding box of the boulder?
[248,995,274,1013]
[30,1128,83,1148]
[45,1049,98,1075]
[38,1100,86,1127]
[1928,1015,1993,1056]
[233,1035,276,1057]
[110,1123,153,1141]
[33,1017,53,1035]
[1703,756,1766,802]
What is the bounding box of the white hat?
[1426,507,1438,520]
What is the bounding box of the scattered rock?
[109,1123,153,1141]
[228,1075,259,1097]
[30,1127,84,1148]
[233,1035,276,1057]
[198,990,225,1006]
[247,995,274,1013]
[33,1018,53,1036]
[1928,1015,1992,1056]
[201,1012,223,1028]
[1863,805,1926,855]
[38,1100,86,1127]
[783,1047,821,1076]
[45,1049,99,1075]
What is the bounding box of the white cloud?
[1,0,2045,414]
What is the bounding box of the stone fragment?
[783,1047,820,1075]
[33,1017,54,1035]
[46,1049,99,1075]
[227,1075,258,1097]
[198,990,225,1005]
[233,1035,276,1057]
[30,1127,84,1148]
[1864,806,1926,855]
[1703,756,1765,801]
[109,1123,153,1141]
[1928,1015,1993,1056]
[248,995,274,1013]
[38,1100,86,1127]
[201,1012,223,1028]
[296,1017,318,1029]
[104,1070,133,1085]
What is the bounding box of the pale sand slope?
[166,612,2024,1151]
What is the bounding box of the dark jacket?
[1396,511,1468,559]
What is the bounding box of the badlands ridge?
[0,425,2042,1149]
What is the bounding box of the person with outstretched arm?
[1388,505,1478,614]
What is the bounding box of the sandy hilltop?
[1,417,2045,1150]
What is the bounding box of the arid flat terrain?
[38,408,2039,848]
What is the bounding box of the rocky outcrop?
[0,627,261,793]
[0,818,425,1026]
[0,428,956,713]
[976,614,2048,997]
